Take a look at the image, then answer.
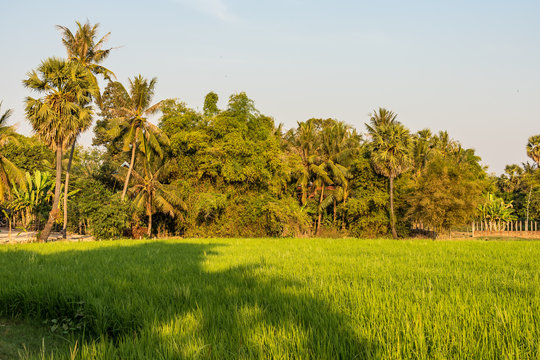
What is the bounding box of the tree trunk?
[121,137,137,201]
[333,197,337,224]
[526,185,532,226]
[62,140,76,238]
[316,185,325,236]
[40,145,63,242]
[147,194,152,237]
[389,176,397,239]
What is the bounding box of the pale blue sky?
[2,0,539,174]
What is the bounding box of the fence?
[472,220,540,238]
[411,221,540,239]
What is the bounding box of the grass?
[0,318,69,359]
[0,238,539,359]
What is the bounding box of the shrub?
[89,198,131,240]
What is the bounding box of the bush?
[89,198,131,240]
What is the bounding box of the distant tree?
[24,58,97,241]
[527,135,540,166]
[367,109,412,238]
[203,91,219,117]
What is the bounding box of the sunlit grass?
[0,238,539,359]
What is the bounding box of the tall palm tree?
[0,102,23,201]
[367,113,412,239]
[103,76,168,201]
[24,58,98,242]
[56,21,114,81]
[57,20,114,237]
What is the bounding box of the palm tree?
[367,110,412,239]
[103,76,168,201]
[57,20,114,237]
[0,103,23,201]
[126,158,185,237]
[286,119,319,206]
[24,58,97,242]
[369,108,398,127]
[286,119,334,235]
[526,135,540,166]
[56,21,114,81]
[319,121,360,226]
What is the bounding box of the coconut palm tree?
[367,114,412,239]
[103,76,168,201]
[286,119,319,205]
[57,20,114,237]
[56,21,114,81]
[24,58,98,242]
[126,158,185,237]
[319,121,360,226]
[0,102,23,201]
[285,119,334,235]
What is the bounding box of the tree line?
[1,21,539,241]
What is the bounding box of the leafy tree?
[366,109,412,238]
[407,154,486,235]
[23,58,97,241]
[203,91,219,117]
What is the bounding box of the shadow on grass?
[0,241,378,359]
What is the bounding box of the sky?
[1,0,539,174]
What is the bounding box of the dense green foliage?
[0,19,538,240]
[1,238,539,359]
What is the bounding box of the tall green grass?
[0,238,539,359]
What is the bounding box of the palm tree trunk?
[62,140,76,238]
[333,197,337,224]
[389,176,397,239]
[147,194,152,237]
[121,138,137,201]
[526,185,532,225]
[316,185,325,236]
[40,145,63,242]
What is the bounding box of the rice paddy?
[0,238,539,359]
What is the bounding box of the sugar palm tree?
[367,113,412,239]
[526,135,540,166]
[24,58,98,241]
[104,76,168,201]
[57,20,114,237]
[0,102,23,201]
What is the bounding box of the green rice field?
[0,238,539,359]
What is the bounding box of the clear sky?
[2,0,539,174]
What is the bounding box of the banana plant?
[477,193,517,230]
